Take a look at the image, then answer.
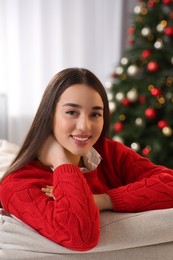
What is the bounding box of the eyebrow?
[63,103,104,110]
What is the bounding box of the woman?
[1,67,173,251]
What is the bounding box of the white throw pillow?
[0,139,19,179]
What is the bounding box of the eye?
[91,112,103,118]
[66,110,78,116]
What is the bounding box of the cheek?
[94,120,104,135]
[53,117,73,135]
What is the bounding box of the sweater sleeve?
[105,141,173,212]
[0,164,100,251]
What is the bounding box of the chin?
[69,148,90,157]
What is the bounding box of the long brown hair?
[2,68,110,179]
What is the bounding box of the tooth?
[73,137,88,141]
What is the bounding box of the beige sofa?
[1,139,173,259]
[1,207,173,260]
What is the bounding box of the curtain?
[0,0,125,144]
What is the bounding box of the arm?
[42,187,113,211]
[106,143,173,212]
[0,136,100,251]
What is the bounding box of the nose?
[76,115,91,132]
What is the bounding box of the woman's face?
[53,84,104,163]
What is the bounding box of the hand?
[93,194,113,211]
[42,185,55,200]
[38,135,71,169]
[42,185,113,210]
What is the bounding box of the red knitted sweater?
[1,138,173,251]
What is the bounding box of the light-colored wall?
[0,0,138,144]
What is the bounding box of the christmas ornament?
[147,0,156,8]
[141,7,148,15]
[141,49,152,59]
[158,96,165,104]
[139,95,146,104]
[162,0,173,4]
[156,20,167,32]
[113,122,124,133]
[154,39,163,49]
[127,88,138,102]
[131,142,140,151]
[169,11,173,19]
[115,92,124,101]
[121,57,128,65]
[121,74,127,81]
[142,146,151,156]
[107,92,113,101]
[119,114,126,121]
[122,98,131,106]
[127,64,139,76]
[156,24,164,32]
[134,5,142,14]
[164,26,173,36]
[151,88,162,96]
[115,66,124,75]
[111,71,118,78]
[166,76,173,86]
[166,92,173,99]
[148,84,154,91]
[109,101,116,113]
[127,27,135,35]
[141,27,151,36]
[127,38,134,45]
[157,120,169,129]
[147,34,154,41]
[105,81,112,90]
[145,108,157,119]
[135,117,143,126]
[162,126,173,136]
[147,61,159,72]
[113,135,124,143]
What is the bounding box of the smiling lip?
[71,135,90,145]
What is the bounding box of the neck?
[78,157,85,167]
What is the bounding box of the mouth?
[72,136,89,141]
[71,135,90,144]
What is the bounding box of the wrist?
[94,193,113,211]
[102,193,113,211]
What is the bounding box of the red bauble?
[157,120,169,129]
[127,38,134,45]
[169,12,173,19]
[162,0,173,4]
[151,88,162,96]
[147,61,159,72]
[122,98,131,106]
[142,146,151,156]
[139,95,146,104]
[141,49,152,59]
[148,0,156,7]
[127,27,135,35]
[145,108,157,119]
[111,71,118,78]
[113,122,124,133]
[164,26,173,36]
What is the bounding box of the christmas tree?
[107,0,173,168]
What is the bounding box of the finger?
[45,192,55,200]
[45,185,53,189]
[45,192,52,197]
[42,186,53,192]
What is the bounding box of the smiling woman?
[0,67,110,251]
[1,68,173,253]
